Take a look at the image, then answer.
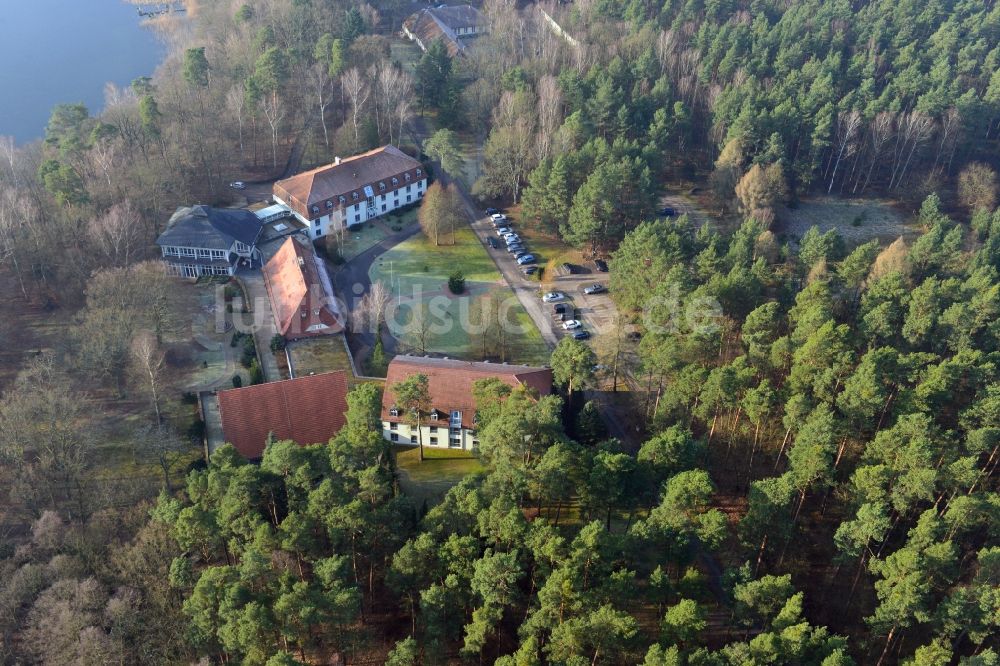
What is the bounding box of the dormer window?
[352,192,359,200]
[389,407,400,417]
[405,173,411,181]
[416,168,422,176]
[392,177,398,186]
[430,410,440,421]
[339,195,346,204]
[311,205,319,213]
[379,182,386,191]
[326,200,333,209]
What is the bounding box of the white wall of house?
[275,178,426,239]
[381,419,479,451]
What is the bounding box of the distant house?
[155,205,264,277]
[403,5,487,57]
[381,356,553,451]
[272,145,426,238]
[217,370,350,459]
[262,236,344,339]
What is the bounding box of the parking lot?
[469,210,617,347]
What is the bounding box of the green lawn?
[394,445,483,506]
[287,335,355,378]
[370,227,550,364]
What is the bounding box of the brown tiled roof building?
[381,356,552,450]
[262,236,343,339]
[272,145,425,230]
[403,5,487,57]
[217,370,351,458]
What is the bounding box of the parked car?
[542,291,566,302]
[561,262,577,274]
[522,266,537,275]
[229,181,247,190]
[658,206,676,217]
[495,226,511,236]
[486,237,498,249]
[504,235,521,245]
[552,303,567,314]
[506,243,524,253]
[490,213,506,222]
[594,258,609,272]
[514,250,530,259]
[583,283,606,295]
[516,254,536,265]
[486,207,501,215]
[626,331,642,342]
[562,319,582,330]
[572,330,591,340]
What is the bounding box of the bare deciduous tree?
[536,75,563,159]
[342,68,370,148]
[260,93,285,169]
[130,331,165,423]
[306,62,335,150]
[87,201,143,269]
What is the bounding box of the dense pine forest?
[1,0,1000,664]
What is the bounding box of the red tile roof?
[273,145,423,221]
[262,236,344,339]
[381,356,553,429]
[217,370,351,458]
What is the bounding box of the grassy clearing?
[370,226,550,364]
[394,444,483,506]
[780,196,913,247]
[333,220,394,262]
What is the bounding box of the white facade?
[159,240,258,278]
[274,177,426,239]
[382,409,479,451]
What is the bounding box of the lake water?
[0,0,165,143]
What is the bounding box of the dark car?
[658,207,676,217]
[486,207,501,215]
[552,303,567,314]
[514,250,530,259]
[572,330,591,340]
[594,258,609,272]
[506,243,525,253]
[486,237,498,249]
[626,331,642,342]
[561,262,577,274]
[522,266,537,275]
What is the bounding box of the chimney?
[335,156,341,165]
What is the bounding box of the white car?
[229,181,247,190]
[542,292,566,302]
[504,235,521,245]
[583,283,607,295]
[562,319,582,330]
[490,213,506,222]
[495,226,511,236]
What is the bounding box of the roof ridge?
[218,369,349,395]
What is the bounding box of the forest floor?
[778,196,914,246]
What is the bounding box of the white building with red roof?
[381,355,553,451]
[272,145,426,239]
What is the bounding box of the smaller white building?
[272,145,427,238]
[381,356,553,452]
[402,5,488,57]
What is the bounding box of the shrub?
[448,270,465,294]
[232,374,243,388]
[270,334,286,353]
[249,359,264,385]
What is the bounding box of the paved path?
[237,273,281,382]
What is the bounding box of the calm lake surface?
[0,0,165,143]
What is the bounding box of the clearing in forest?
[778,196,914,246]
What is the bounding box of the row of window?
[310,173,423,214]
[389,433,464,446]
[388,407,461,421]
[388,422,463,433]
[313,190,423,236]
[163,246,227,260]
